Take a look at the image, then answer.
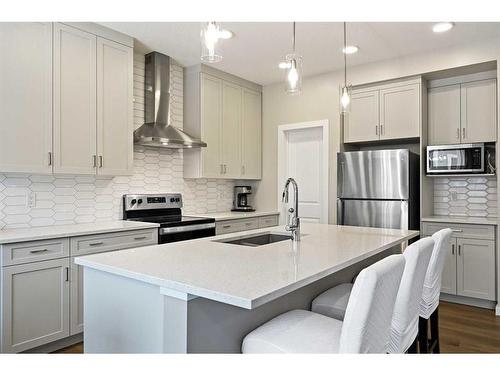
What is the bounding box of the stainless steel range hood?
[134,52,207,148]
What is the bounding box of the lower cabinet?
[70,257,84,335]
[423,221,496,302]
[215,214,279,235]
[1,258,70,353]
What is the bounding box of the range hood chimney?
[134,52,207,148]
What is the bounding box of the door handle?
[462,128,466,139]
[30,249,48,254]
[65,267,70,282]
[93,155,97,168]
[48,152,52,166]
[89,242,104,246]
[457,128,460,139]
[375,125,378,136]
[134,236,147,240]
[99,156,103,168]
[451,244,455,255]
[458,245,461,256]
[380,124,384,136]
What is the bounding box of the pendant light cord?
[292,22,296,53]
[343,22,347,86]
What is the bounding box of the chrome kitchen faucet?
[282,178,300,242]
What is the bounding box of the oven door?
[427,144,484,174]
[159,223,216,244]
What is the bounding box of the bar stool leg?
[418,316,429,353]
[430,307,440,354]
[407,337,418,353]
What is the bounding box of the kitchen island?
[75,223,419,353]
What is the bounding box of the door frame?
[277,119,329,224]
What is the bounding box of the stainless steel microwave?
[426,143,485,175]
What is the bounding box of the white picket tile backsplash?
[0,53,236,230]
[433,176,497,218]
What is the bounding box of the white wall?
[256,35,500,223]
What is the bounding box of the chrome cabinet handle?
[99,156,103,168]
[375,125,378,136]
[134,236,147,240]
[30,249,48,254]
[65,267,70,282]
[462,128,466,139]
[48,152,52,166]
[93,155,97,168]
[380,124,384,135]
[458,245,461,256]
[457,128,460,139]
[451,229,463,233]
[451,244,455,255]
[89,242,104,246]
[222,225,231,229]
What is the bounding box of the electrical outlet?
[27,192,36,208]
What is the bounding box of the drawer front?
[258,215,279,228]
[2,238,70,267]
[216,218,259,235]
[70,229,158,256]
[422,222,495,240]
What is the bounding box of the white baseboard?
[22,333,83,353]
[440,293,496,310]
[496,304,500,316]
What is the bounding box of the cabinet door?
[428,84,461,145]
[241,89,262,179]
[70,258,84,335]
[222,81,242,178]
[96,37,134,176]
[440,238,457,295]
[1,258,70,353]
[457,238,496,301]
[344,90,379,143]
[379,83,420,140]
[461,79,497,143]
[200,73,223,177]
[0,22,53,174]
[53,23,97,175]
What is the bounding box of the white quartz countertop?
[75,223,419,309]
[192,211,280,221]
[422,216,498,226]
[0,221,160,244]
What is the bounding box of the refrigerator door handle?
[337,199,344,225]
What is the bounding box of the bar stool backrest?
[339,254,406,353]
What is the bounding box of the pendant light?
[340,22,352,113]
[284,22,302,95]
[200,22,233,63]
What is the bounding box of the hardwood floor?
[51,301,500,354]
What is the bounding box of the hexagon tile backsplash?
[433,176,497,218]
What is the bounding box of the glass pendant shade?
[201,22,222,63]
[340,85,352,113]
[285,53,302,95]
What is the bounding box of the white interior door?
[278,121,329,224]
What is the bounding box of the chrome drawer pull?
[451,229,463,233]
[30,249,49,254]
[134,236,147,240]
[89,242,104,246]
[222,225,231,229]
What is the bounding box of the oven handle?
[159,222,215,235]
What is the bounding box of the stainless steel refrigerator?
[337,149,419,230]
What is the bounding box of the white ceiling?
[100,22,500,85]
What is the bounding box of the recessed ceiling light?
[218,29,233,39]
[342,45,359,54]
[278,61,291,69]
[433,22,454,33]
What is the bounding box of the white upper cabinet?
[184,65,262,180]
[96,37,134,175]
[428,78,497,145]
[428,84,461,145]
[0,22,134,176]
[344,90,379,143]
[241,89,262,179]
[460,79,497,143]
[344,79,421,144]
[0,23,53,174]
[222,81,242,178]
[379,84,420,140]
[53,23,97,175]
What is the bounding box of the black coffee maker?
[232,186,255,212]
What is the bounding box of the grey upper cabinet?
[0,22,134,176]
[428,78,497,145]
[428,84,461,145]
[1,258,70,353]
[184,65,262,180]
[0,22,53,174]
[53,23,97,175]
[344,79,421,144]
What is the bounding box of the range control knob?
[130,199,137,205]
[170,198,175,203]
[137,199,143,205]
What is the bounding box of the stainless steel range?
[123,194,216,244]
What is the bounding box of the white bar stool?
[418,228,453,354]
[311,237,435,353]
[241,254,405,353]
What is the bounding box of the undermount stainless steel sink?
[216,233,293,247]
